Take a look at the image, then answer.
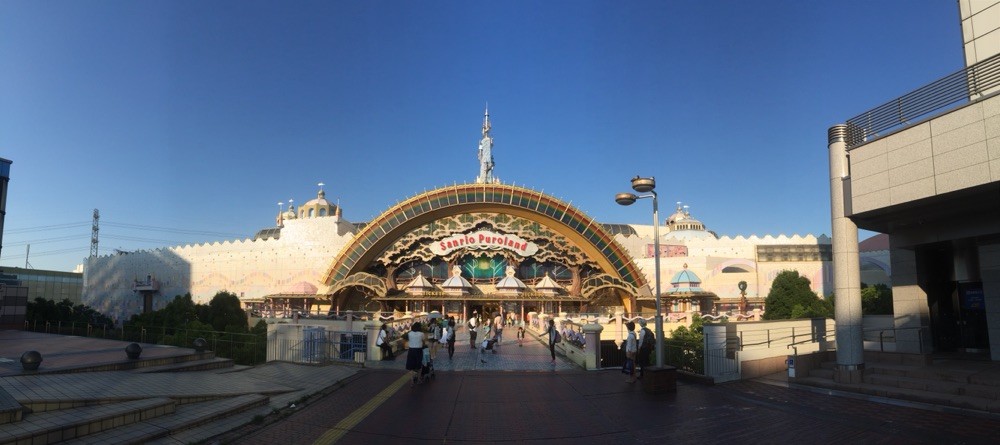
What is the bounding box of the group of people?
[621,318,656,383]
[467,311,512,363]
[383,314,655,385]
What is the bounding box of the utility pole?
[90,209,100,258]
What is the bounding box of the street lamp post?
[615,176,664,368]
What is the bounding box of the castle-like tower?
[476,107,495,184]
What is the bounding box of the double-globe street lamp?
[615,176,664,368]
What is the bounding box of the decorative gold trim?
[326,272,387,298]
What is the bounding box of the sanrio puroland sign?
[432,230,538,256]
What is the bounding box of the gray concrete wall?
[849,95,1000,215]
[888,245,932,354]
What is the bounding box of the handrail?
[733,322,835,351]
[844,51,1000,149]
[862,325,926,352]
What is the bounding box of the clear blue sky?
[1,1,963,272]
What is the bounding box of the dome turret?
[441,265,473,296]
[495,266,526,294]
[299,182,339,218]
[664,202,714,239]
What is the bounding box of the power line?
[103,221,246,238]
[3,234,89,246]
[0,246,88,261]
[102,234,189,245]
[3,222,90,234]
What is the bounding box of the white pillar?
[829,124,864,382]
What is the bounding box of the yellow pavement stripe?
[312,373,411,445]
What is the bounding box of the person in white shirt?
[468,312,479,349]
[377,324,393,360]
[405,322,427,386]
[444,318,456,359]
[624,321,638,383]
[478,320,493,364]
[493,312,504,348]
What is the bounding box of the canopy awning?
[637,291,719,301]
[375,291,587,302]
[260,293,329,300]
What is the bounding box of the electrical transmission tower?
[90,209,100,258]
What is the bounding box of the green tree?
[763,270,832,320]
[206,291,248,333]
[664,314,705,373]
[861,283,893,315]
[26,298,114,326]
[130,293,200,328]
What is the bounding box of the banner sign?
[432,230,538,257]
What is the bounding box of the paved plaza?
[229,331,1000,445]
[3,329,1000,444]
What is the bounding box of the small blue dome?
[670,268,701,286]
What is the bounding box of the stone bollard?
[20,351,42,371]
[583,323,604,370]
[641,366,677,394]
[125,343,143,359]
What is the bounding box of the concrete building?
[82,110,873,323]
[830,1,1000,370]
[0,267,83,304]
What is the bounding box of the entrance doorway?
[919,243,990,354]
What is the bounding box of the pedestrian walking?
[493,312,504,344]
[623,321,637,383]
[405,322,427,386]
[446,318,456,359]
[478,321,493,364]
[546,319,559,363]
[517,326,525,347]
[377,323,393,360]
[468,312,479,349]
[429,318,442,362]
[637,319,655,379]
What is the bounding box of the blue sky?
[1,1,963,272]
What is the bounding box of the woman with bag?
[405,322,427,386]
[623,321,637,383]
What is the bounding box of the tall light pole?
[615,176,664,368]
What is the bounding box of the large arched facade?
[322,183,649,317]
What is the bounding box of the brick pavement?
[236,368,1000,445]
[6,330,1000,444]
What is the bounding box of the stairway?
[0,351,273,445]
[794,354,1000,414]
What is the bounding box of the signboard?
[432,230,538,257]
[646,244,688,258]
[960,283,985,311]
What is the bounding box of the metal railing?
[862,325,927,352]
[23,319,267,365]
[845,51,1000,149]
[738,324,833,350]
[270,330,368,365]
